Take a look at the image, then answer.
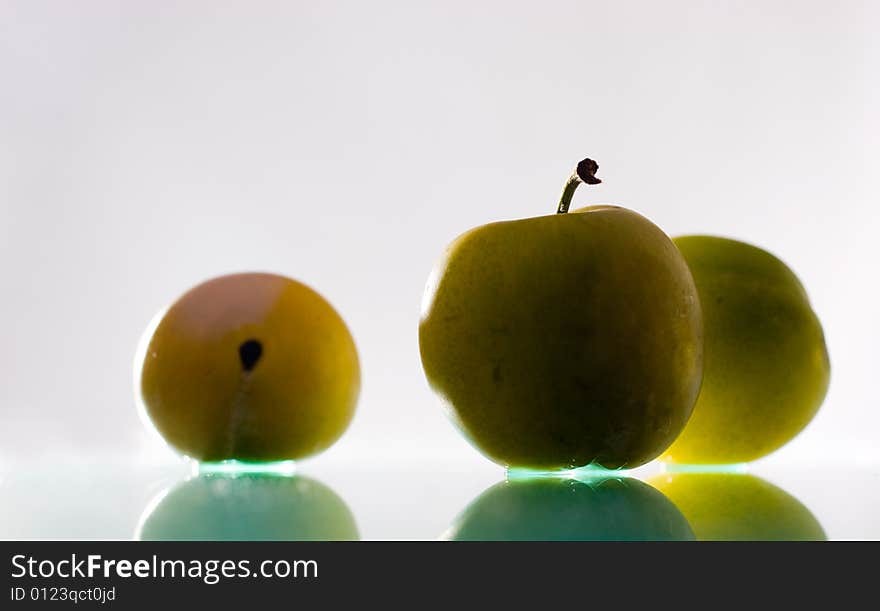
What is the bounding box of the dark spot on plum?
[238,339,263,372]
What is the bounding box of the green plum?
[663,236,830,464]
[649,472,825,540]
[446,476,694,541]
[419,159,703,469]
[138,474,359,541]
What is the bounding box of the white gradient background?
[1,1,878,539]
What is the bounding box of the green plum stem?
[556,174,581,214]
[556,157,601,214]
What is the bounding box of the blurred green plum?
[139,272,360,463]
[664,236,830,464]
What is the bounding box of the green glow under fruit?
[661,462,748,474]
[507,463,630,482]
[196,459,297,476]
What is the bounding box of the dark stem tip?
[238,339,263,372]
[576,158,601,185]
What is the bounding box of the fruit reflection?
[138,474,358,541]
[446,476,694,541]
[649,472,825,540]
